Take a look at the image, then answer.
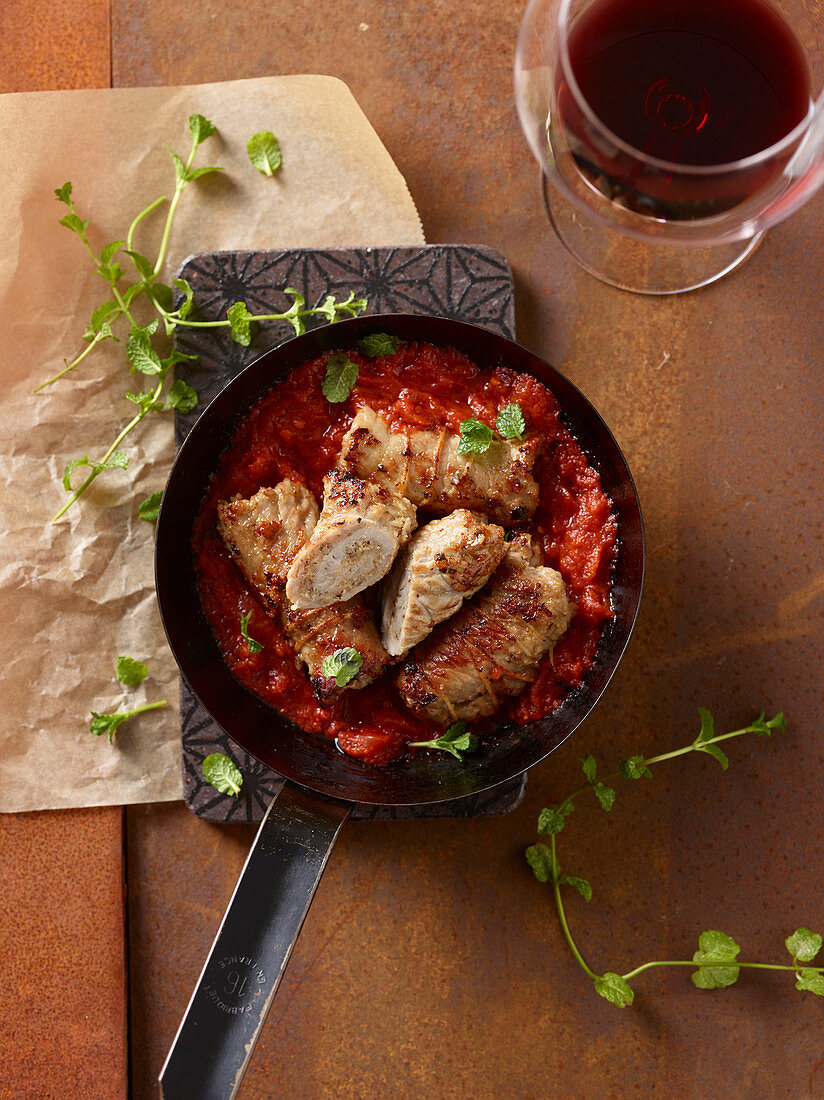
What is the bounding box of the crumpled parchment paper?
[0,74,424,812]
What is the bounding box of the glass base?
[542,175,763,295]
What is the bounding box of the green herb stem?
[34,330,108,392]
[152,137,199,277]
[126,195,167,251]
[163,306,358,330]
[551,835,599,981]
[621,960,824,981]
[52,378,162,522]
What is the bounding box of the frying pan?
[155,314,644,1098]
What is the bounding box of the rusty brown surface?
[0,808,127,1100]
[16,0,819,1096]
[0,5,128,1099]
[0,0,110,92]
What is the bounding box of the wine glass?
[515,0,824,294]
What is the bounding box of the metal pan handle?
[158,780,351,1099]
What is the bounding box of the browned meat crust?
[381,510,507,657]
[394,536,574,724]
[339,406,540,526]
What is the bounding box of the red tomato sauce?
[193,341,617,766]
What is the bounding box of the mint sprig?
[524,709,823,1005]
[319,647,363,687]
[408,720,479,761]
[41,114,368,522]
[457,402,527,456]
[89,700,167,743]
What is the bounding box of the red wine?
[560,0,812,218]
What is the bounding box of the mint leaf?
[537,803,573,835]
[580,753,597,783]
[785,928,822,963]
[357,332,403,358]
[124,249,156,281]
[186,165,224,182]
[202,752,243,797]
[691,930,741,989]
[116,655,148,687]
[594,973,634,1007]
[247,131,282,176]
[83,299,120,343]
[496,402,526,439]
[620,755,652,780]
[322,353,359,403]
[125,391,163,414]
[752,710,787,736]
[138,491,163,522]
[227,301,254,347]
[126,328,163,375]
[559,874,593,902]
[593,782,616,811]
[458,418,495,455]
[59,212,89,236]
[171,276,195,320]
[525,843,553,883]
[189,113,217,146]
[100,240,125,265]
[319,646,363,687]
[165,379,198,414]
[696,741,729,770]
[145,281,174,313]
[240,610,264,655]
[54,181,73,205]
[407,721,479,761]
[97,260,124,286]
[281,287,307,335]
[795,969,824,996]
[695,706,715,743]
[62,452,128,491]
[168,147,187,183]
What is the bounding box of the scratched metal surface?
[114,3,824,1098]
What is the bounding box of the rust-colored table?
[3,2,823,1098]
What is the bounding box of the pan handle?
[158,780,351,1100]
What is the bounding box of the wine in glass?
[515,0,824,294]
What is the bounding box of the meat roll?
[217,481,390,701]
[381,510,507,657]
[217,482,319,609]
[285,468,417,609]
[339,405,540,526]
[394,535,575,724]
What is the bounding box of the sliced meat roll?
[394,535,575,724]
[217,483,319,610]
[339,405,540,526]
[216,480,389,701]
[381,510,507,658]
[285,468,417,610]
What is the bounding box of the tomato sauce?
[193,341,617,766]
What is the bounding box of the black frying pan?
[155,314,644,1098]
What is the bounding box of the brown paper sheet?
[0,75,425,813]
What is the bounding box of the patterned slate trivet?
[173,244,526,823]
